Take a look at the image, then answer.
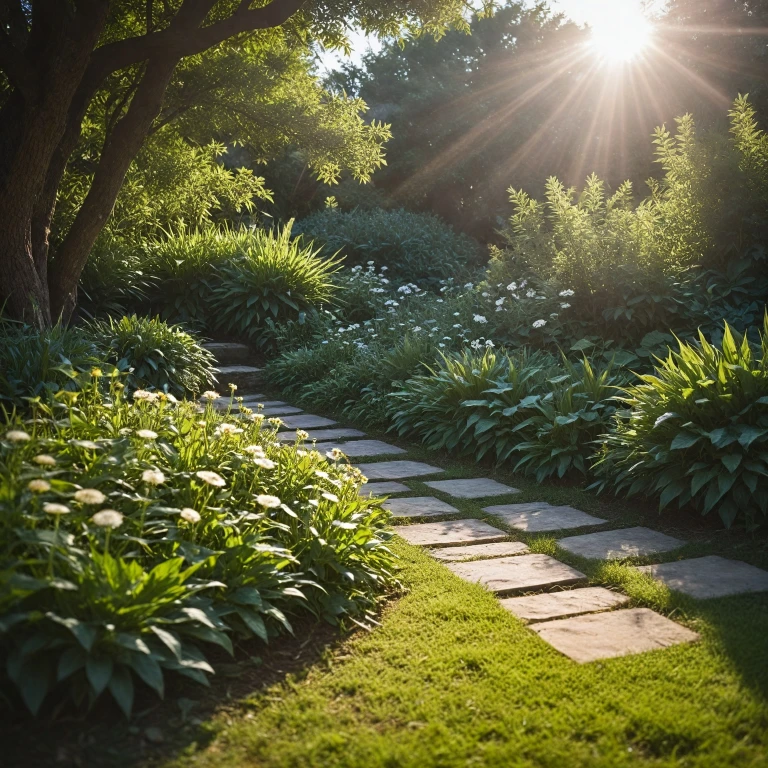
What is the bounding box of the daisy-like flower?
[472,314,488,324]
[254,457,276,470]
[507,282,518,291]
[217,423,242,436]
[33,454,56,466]
[74,488,106,505]
[321,492,339,503]
[43,502,70,515]
[559,289,575,297]
[195,470,225,487]
[164,393,179,404]
[252,413,265,423]
[315,469,329,479]
[132,389,154,401]
[296,429,309,440]
[136,429,158,440]
[142,469,166,485]
[5,430,30,442]
[532,319,547,329]
[91,509,123,528]
[243,444,266,457]
[228,383,237,392]
[326,448,344,462]
[256,494,281,508]
[72,439,99,451]
[28,479,51,493]
[267,417,283,427]
[560,302,571,309]
[179,508,201,524]
[296,449,308,457]
[201,391,220,401]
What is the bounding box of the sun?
[590,6,653,63]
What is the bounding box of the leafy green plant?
[84,315,217,397]
[593,317,768,529]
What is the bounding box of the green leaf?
[86,655,114,696]
[670,432,700,450]
[128,653,165,697]
[721,454,742,473]
[108,665,135,718]
[19,656,53,715]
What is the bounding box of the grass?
[6,398,768,767]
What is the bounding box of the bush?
[85,315,217,397]
[0,380,395,717]
[293,208,482,285]
[593,317,768,529]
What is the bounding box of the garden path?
[206,342,768,664]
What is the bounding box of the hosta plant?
[593,317,768,529]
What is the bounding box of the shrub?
[0,380,395,717]
[209,221,341,348]
[593,317,768,529]
[85,315,217,397]
[293,208,482,285]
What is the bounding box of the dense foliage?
[0,378,394,717]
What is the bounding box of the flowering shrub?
[0,375,395,717]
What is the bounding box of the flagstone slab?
[217,365,263,389]
[424,478,520,499]
[355,461,445,480]
[204,342,252,366]
[636,555,768,599]
[500,587,630,623]
[384,496,461,519]
[429,541,530,562]
[531,607,699,663]
[278,428,366,442]
[241,399,287,407]
[397,519,508,548]
[484,502,607,531]
[259,406,304,416]
[447,554,587,595]
[318,440,407,458]
[358,481,410,497]
[558,526,685,560]
[278,414,337,430]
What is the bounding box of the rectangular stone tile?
[384,496,460,519]
[203,342,252,366]
[430,541,530,562]
[217,365,262,389]
[424,478,520,499]
[483,503,607,531]
[355,461,445,480]
[358,481,410,497]
[206,395,266,409]
[447,554,587,596]
[397,519,508,548]
[259,406,304,416]
[242,399,288,407]
[319,440,407,458]
[500,587,630,623]
[531,608,699,663]
[278,414,337,430]
[636,555,768,599]
[558,527,685,560]
[278,428,366,442]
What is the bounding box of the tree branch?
[0,27,34,95]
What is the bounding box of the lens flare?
[590,7,652,62]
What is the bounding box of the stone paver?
[384,496,460,519]
[204,342,251,365]
[242,399,288,407]
[484,502,606,531]
[397,519,508,548]
[260,406,303,416]
[319,440,407,458]
[430,541,530,562]
[636,555,768,599]
[355,461,444,480]
[278,414,337,430]
[278,428,366,442]
[531,607,699,663]
[558,526,685,560]
[424,478,520,499]
[500,587,630,623]
[447,554,587,596]
[358,481,410,497]
[217,365,262,389]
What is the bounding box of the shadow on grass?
[3,618,350,768]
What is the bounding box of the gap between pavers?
[396,519,508,548]
[424,478,520,499]
[278,428,366,443]
[530,607,699,663]
[429,541,530,562]
[358,481,410,497]
[318,440,407,458]
[355,461,445,480]
[500,587,630,623]
[384,496,460,519]
[483,502,606,531]
[558,526,685,560]
[446,554,588,596]
[636,555,768,599]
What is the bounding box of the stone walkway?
[206,342,768,664]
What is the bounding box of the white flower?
[256,494,281,508]
[217,423,242,436]
[33,454,56,466]
[180,508,201,524]
[74,488,106,505]
[244,444,266,457]
[369,287,385,294]
[228,383,238,392]
[164,393,178,404]
[267,417,283,427]
[507,282,517,291]
[296,430,309,440]
[411,326,422,333]
[485,340,495,348]
[321,492,339,503]
[532,319,547,329]
[326,448,344,462]
[254,457,276,470]
[473,314,488,324]
[142,469,166,485]
[28,479,51,493]
[201,391,220,401]
[136,429,158,440]
[296,449,308,457]
[252,413,265,423]
[559,289,575,297]
[464,282,474,289]
[470,339,483,350]
[195,470,225,487]
[560,302,571,309]
[5,430,30,442]
[525,289,536,298]
[495,297,505,306]
[91,509,123,528]
[43,502,70,515]
[132,389,156,402]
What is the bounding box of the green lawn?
[7,427,768,767]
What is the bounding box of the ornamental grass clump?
[593,316,768,529]
[0,374,395,717]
